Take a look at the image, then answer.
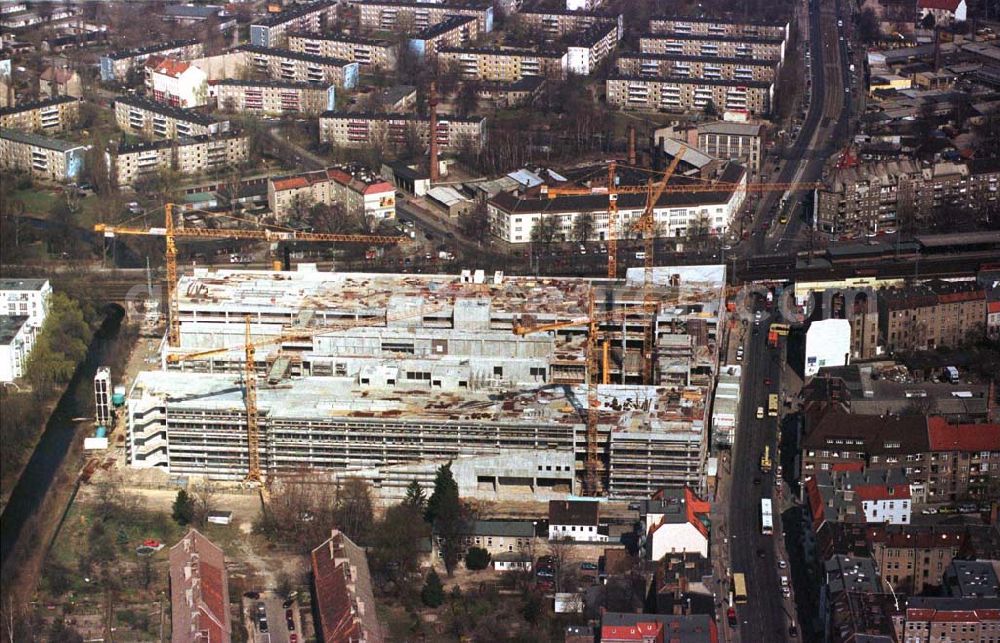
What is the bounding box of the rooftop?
[549,500,599,526]
[640,31,785,44]
[824,554,881,594]
[650,14,788,28]
[169,530,230,643]
[945,560,1000,598]
[321,110,484,124]
[251,0,335,28]
[0,278,50,292]
[0,94,76,116]
[114,94,217,126]
[239,44,352,67]
[103,38,200,61]
[618,51,779,67]
[600,612,716,643]
[0,127,87,152]
[0,315,29,345]
[609,73,773,89]
[211,78,329,90]
[287,31,390,46]
[412,14,477,40]
[311,529,383,643]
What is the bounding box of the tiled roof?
[549,499,599,526]
[311,529,383,643]
[854,483,911,502]
[927,417,1000,452]
[919,0,964,11]
[150,57,192,78]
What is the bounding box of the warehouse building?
[0,95,79,132]
[288,32,397,71]
[319,111,485,150]
[209,79,334,116]
[606,75,772,116]
[129,266,726,500]
[0,127,88,182]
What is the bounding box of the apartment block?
[488,163,746,244]
[108,132,249,188]
[565,21,618,75]
[649,15,789,40]
[169,530,231,643]
[240,45,359,88]
[0,277,51,383]
[287,32,397,71]
[904,597,1000,641]
[616,53,777,83]
[518,6,622,40]
[0,316,33,383]
[639,33,785,63]
[697,120,764,173]
[147,58,209,108]
[606,75,772,116]
[312,530,383,643]
[437,46,567,81]
[267,165,396,221]
[249,0,337,48]
[878,280,986,353]
[114,95,226,140]
[0,127,88,182]
[99,39,203,82]
[129,267,725,499]
[209,79,334,116]
[0,95,79,132]
[353,0,494,34]
[409,15,479,59]
[319,111,485,151]
[816,159,1000,235]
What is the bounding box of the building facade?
[877,281,986,353]
[267,166,396,221]
[148,58,209,108]
[616,53,777,83]
[565,21,618,75]
[319,111,485,151]
[353,0,494,34]
[648,15,789,39]
[639,33,785,62]
[210,79,334,116]
[249,0,337,48]
[241,45,359,88]
[0,127,88,181]
[288,32,396,71]
[108,133,249,187]
[408,15,479,59]
[697,121,764,173]
[115,95,226,140]
[606,75,772,115]
[518,7,622,40]
[0,95,79,132]
[437,46,567,81]
[100,39,203,82]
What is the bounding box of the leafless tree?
[192,479,218,528]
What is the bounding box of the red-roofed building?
[925,418,1000,500]
[919,0,967,23]
[601,613,717,643]
[169,529,231,643]
[311,529,383,643]
[268,165,395,222]
[987,299,1000,340]
[148,56,209,107]
[641,487,711,560]
[904,597,1000,640]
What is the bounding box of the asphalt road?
[728,309,792,642]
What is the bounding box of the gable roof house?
[169,529,231,643]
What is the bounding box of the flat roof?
[0,315,29,345]
[0,278,50,291]
[0,94,77,116]
[650,14,787,27]
[239,44,352,67]
[618,51,779,67]
[114,94,218,126]
[609,73,772,89]
[640,32,785,44]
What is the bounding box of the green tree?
[572,212,595,244]
[172,489,195,525]
[464,546,491,571]
[402,480,427,513]
[703,99,718,117]
[530,216,558,248]
[421,569,445,607]
[369,503,431,590]
[425,463,465,576]
[334,477,374,545]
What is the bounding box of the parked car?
[921,507,938,515]
[580,562,598,571]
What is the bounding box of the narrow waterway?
[0,306,126,567]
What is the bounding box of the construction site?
[125,264,727,501]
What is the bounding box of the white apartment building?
[0,278,52,382]
[0,316,33,382]
[148,58,209,108]
[487,163,747,243]
[857,484,912,525]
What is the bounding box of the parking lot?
[243,591,301,643]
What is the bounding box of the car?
[727,607,738,628]
[753,478,761,486]
[756,548,766,559]
[754,311,763,322]
[921,507,938,515]
[290,635,298,643]
[259,618,269,633]
[779,215,789,224]
[764,377,772,385]
[757,407,765,419]
[783,588,791,598]
[939,506,957,514]
[789,624,798,637]
[958,504,978,514]
[244,591,260,599]
[778,560,788,569]
[283,598,296,609]
[580,562,598,571]
[287,617,296,631]
[256,603,266,616]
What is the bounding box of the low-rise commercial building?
[616,52,777,83]
[209,79,334,116]
[697,120,764,173]
[437,45,567,81]
[488,162,747,243]
[114,95,226,139]
[639,32,785,63]
[353,0,494,34]
[649,15,789,40]
[607,75,772,115]
[241,45,359,88]
[475,75,546,108]
[249,0,337,48]
[0,127,88,182]
[288,32,397,71]
[39,66,82,99]
[0,95,79,132]
[108,132,248,188]
[319,111,485,151]
[267,165,395,221]
[409,15,479,59]
[169,530,231,643]
[100,39,203,82]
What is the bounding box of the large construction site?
[125,265,726,501]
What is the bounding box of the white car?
[921,507,938,515]
[778,560,788,569]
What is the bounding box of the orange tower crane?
[95,203,406,347]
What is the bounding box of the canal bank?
[0,305,131,607]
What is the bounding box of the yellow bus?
[733,573,748,604]
[768,393,779,417]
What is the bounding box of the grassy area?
[10,188,103,227]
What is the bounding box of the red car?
[764,377,772,385]
[727,607,738,628]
